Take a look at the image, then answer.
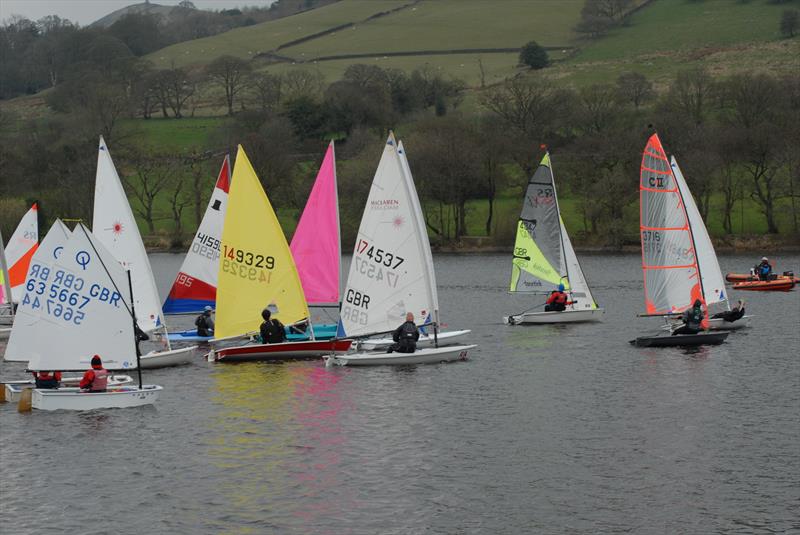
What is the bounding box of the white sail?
[397,141,440,323]
[5,220,72,362]
[5,203,39,302]
[559,218,598,310]
[671,156,728,309]
[338,134,437,337]
[92,136,164,333]
[163,155,231,314]
[22,224,138,371]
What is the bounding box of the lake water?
[1,253,798,534]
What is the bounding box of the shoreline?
[145,242,800,255]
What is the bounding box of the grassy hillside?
[147,0,409,69]
[146,0,799,88]
[552,0,800,86]
[279,0,580,56]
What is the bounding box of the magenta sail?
[290,141,340,305]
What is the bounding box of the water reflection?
[207,362,347,532]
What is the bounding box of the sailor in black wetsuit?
[260,308,287,344]
[195,306,215,337]
[387,312,420,353]
[711,300,745,323]
[672,299,704,335]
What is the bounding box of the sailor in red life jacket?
[79,355,109,393]
[544,283,573,312]
[33,371,62,389]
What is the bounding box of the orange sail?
[639,134,706,322]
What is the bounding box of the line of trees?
[0,0,335,100]
[2,63,798,247]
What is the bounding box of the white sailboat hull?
[139,346,197,369]
[504,308,604,325]
[3,375,134,403]
[356,329,472,351]
[31,385,162,411]
[326,344,476,366]
[0,326,10,340]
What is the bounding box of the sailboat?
[667,156,749,329]
[164,155,230,317]
[2,220,132,400]
[92,137,196,367]
[630,133,728,347]
[287,140,340,340]
[1,202,39,327]
[326,133,475,366]
[209,145,352,362]
[503,152,603,325]
[13,223,161,411]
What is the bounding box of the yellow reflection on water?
[207,361,346,531]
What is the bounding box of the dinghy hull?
[629,332,729,347]
[139,346,197,369]
[3,375,134,403]
[327,344,476,366]
[732,279,795,291]
[31,385,162,411]
[504,308,604,325]
[356,330,472,351]
[0,326,10,340]
[212,339,352,362]
[167,323,339,343]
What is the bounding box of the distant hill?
[90,1,178,28]
[145,0,799,87]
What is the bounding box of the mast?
[128,270,143,389]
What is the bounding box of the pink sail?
[290,141,340,305]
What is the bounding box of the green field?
[279,0,581,59]
[122,117,229,152]
[147,0,409,69]
[553,0,800,86]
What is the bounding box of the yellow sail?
[215,145,310,338]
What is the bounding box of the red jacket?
[33,371,62,381]
[546,291,569,305]
[79,367,109,390]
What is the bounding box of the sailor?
[387,312,420,354]
[79,355,109,392]
[195,306,215,337]
[33,371,62,389]
[544,283,572,312]
[260,308,287,344]
[711,300,745,323]
[672,299,704,336]
[755,257,773,280]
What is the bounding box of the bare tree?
[206,55,252,116]
[249,72,282,112]
[664,67,715,125]
[616,72,654,109]
[122,150,176,233]
[282,68,324,101]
